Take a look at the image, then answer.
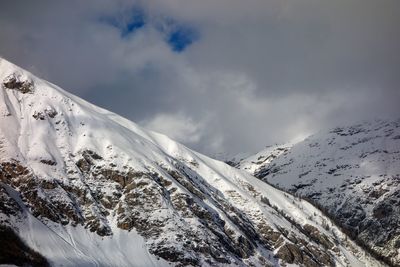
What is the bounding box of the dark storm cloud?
[0,0,399,156]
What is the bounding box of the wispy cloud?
[0,0,399,156]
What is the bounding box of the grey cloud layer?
[1,0,399,156]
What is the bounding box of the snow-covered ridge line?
[0,57,386,266]
[238,119,400,266]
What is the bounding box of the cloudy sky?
[1,0,399,157]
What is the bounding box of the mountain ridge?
[237,119,400,266]
[0,57,386,267]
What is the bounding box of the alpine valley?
[0,57,392,267]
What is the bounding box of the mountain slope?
[0,57,385,267]
[238,120,400,266]
[236,144,292,173]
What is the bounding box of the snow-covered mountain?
[238,120,400,266]
[0,57,386,267]
[236,144,293,173]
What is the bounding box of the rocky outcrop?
[303,224,334,250]
[2,74,34,94]
[0,153,368,266]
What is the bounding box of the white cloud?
[143,113,203,144]
[0,0,399,156]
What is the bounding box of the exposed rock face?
[33,108,58,120]
[2,74,34,94]
[238,119,400,266]
[302,224,334,250]
[0,157,351,266]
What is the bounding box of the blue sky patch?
[122,10,146,37]
[101,8,199,52]
[101,8,146,37]
[167,26,199,52]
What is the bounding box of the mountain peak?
[238,119,400,266]
[0,58,386,266]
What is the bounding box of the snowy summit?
[0,57,388,266]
